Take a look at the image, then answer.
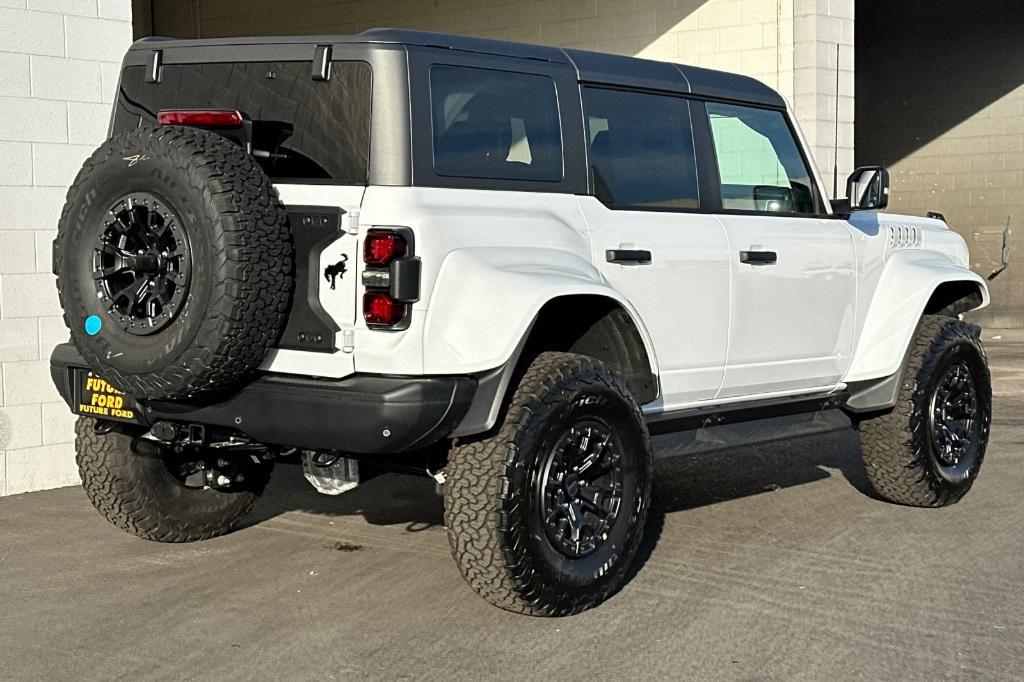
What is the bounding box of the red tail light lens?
[363,230,407,267]
[157,109,244,128]
[363,292,405,327]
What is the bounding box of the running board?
[645,392,851,460]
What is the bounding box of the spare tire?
[54,125,293,400]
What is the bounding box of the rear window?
[429,65,563,182]
[113,61,371,184]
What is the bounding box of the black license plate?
[72,369,142,423]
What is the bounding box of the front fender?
[845,250,989,383]
[422,246,658,375]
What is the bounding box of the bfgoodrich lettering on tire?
[443,352,652,616]
[53,126,293,400]
[858,315,992,507]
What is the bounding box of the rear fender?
[422,246,658,377]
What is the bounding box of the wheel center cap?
[130,253,161,274]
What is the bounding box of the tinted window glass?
[582,88,699,210]
[114,61,372,184]
[706,102,819,214]
[430,66,563,181]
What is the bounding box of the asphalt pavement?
[1,330,1022,680]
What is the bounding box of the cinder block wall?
[140,0,855,183]
[0,0,133,496]
[857,0,1024,328]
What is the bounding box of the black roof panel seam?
[130,28,785,107]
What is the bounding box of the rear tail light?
[362,228,416,329]
[363,230,407,267]
[157,109,244,128]
[363,292,405,327]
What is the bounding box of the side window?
[429,65,563,182]
[706,102,820,215]
[582,87,699,210]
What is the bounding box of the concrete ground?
[1,331,1022,681]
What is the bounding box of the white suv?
[49,29,991,615]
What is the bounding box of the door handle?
[739,250,777,265]
[606,249,652,265]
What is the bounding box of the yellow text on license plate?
[78,375,137,421]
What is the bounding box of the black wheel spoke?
[929,360,979,468]
[540,418,624,558]
[92,193,190,335]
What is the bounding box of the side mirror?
[753,185,794,213]
[846,166,890,211]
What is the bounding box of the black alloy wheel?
[538,420,624,558]
[93,192,191,335]
[927,359,981,476]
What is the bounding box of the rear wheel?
[75,417,272,542]
[444,352,652,616]
[858,315,991,506]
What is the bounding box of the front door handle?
[606,249,652,264]
[739,250,777,265]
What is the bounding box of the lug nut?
[216,475,231,487]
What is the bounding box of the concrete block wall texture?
[857,0,1024,328]
[138,0,856,183]
[0,0,134,496]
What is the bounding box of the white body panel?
[842,212,987,382]
[715,213,857,398]
[357,186,658,377]
[578,196,729,406]
[256,105,987,418]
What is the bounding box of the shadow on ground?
[245,426,874,582]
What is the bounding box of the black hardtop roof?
[134,28,785,107]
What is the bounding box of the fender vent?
[885,224,922,253]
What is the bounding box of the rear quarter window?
[582,87,700,210]
[113,61,371,184]
[429,65,563,182]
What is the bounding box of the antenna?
[832,43,840,199]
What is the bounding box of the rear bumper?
[50,343,475,454]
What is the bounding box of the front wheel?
[76,417,272,542]
[858,315,991,506]
[444,352,652,616]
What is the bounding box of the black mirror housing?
[846,165,890,211]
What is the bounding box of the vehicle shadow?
[245,464,446,532]
[246,426,876,543]
[626,426,878,584]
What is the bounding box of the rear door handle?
[739,250,777,265]
[606,249,652,265]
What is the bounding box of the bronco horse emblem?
[324,254,349,290]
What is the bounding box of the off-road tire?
[54,126,293,400]
[858,315,991,506]
[75,417,271,542]
[444,352,652,616]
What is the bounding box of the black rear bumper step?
[50,343,475,454]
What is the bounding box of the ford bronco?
[50,29,991,616]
